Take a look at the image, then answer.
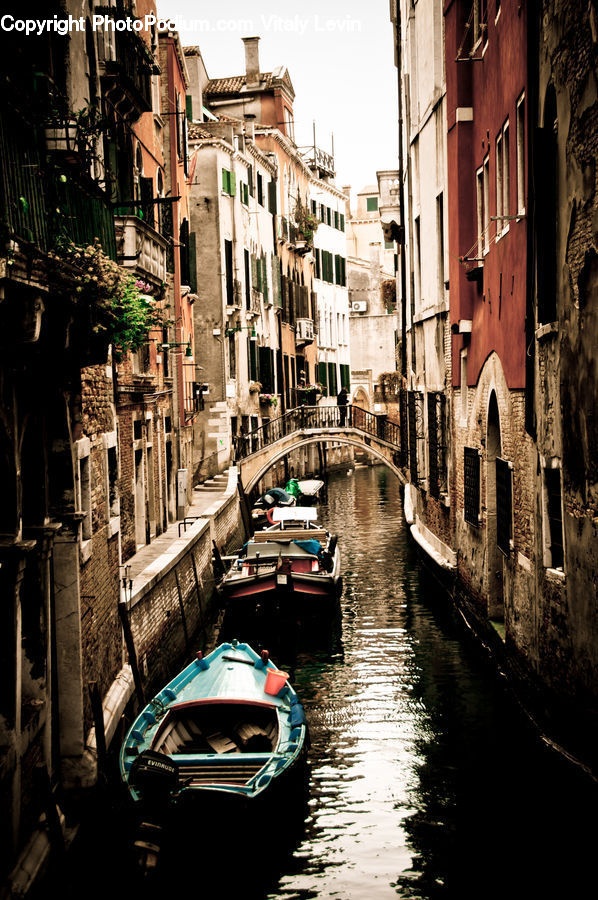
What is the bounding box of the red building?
[445,0,535,632]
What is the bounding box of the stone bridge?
[235,405,407,492]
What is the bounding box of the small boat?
[220,507,341,614]
[295,478,325,500]
[251,486,296,528]
[120,641,308,817]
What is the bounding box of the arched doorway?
[486,391,504,620]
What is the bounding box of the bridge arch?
[240,434,406,493]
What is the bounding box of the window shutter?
[318,361,328,395]
[185,95,193,120]
[262,255,268,302]
[268,180,278,215]
[335,254,340,284]
[188,231,197,293]
[311,199,317,215]
[229,171,236,196]
[248,337,258,382]
[248,165,254,197]
[222,168,228,193]
[340,213,345,231]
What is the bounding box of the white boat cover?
[271,507,318,523]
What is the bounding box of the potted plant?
[259,393,278,408]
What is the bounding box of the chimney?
[342,185,352,218]
[242,37,261,88]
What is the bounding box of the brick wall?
[128,524,215,694]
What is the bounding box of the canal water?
[51,464,597,899]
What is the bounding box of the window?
[244,249,251,310]
[496,130,503,225]
[436,191,446,291]
[318,361,328,396]
[334,210,339,229]
[384,239,394,250]
[501,121,510,229]
[496,457,513,554]
[427,392,446,498]
[327,362,338,396]
[407,391,424,484]
[78,451,92,541]
[340,213,345,232]
[414,216,422,305]
[240,182,249,206]
[222,168,236,196]
[104,433,119,521]
[516,94,525,214]
[460,349,468,420]
[248,337,258,382]
[257,172,264,206]
[340,363,350,390]
[543,464,564,569]
[464,447,481,526]
[224,239,234,305]
[327,207,332,226]
[228,332,236,379]
[473,0,488,47]
[476,166,484,258]
[483,156,490,253]
[366,196,378,212]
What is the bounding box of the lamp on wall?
[161,341,193,357]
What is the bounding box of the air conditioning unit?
[296,318,314,343]
[350,300,367,313]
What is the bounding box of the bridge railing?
[234,405,402,460]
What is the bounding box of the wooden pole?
[212,540,225,579]
[174,568,190,650]
[190,552,204,625]
[237,473,254,538]
[34,764,64,854]
[118,600,145,706]
[88,681,107,779]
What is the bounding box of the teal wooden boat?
[119,641,308,812]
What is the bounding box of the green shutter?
[251,254,258,290]
[271,256,282,307]
[318,361,328,396]
[340,213,345,232]
[315,248,321,280]
[335,254,340,284]
[367,196,378,211]
[222,168,228,193]
[340,364,350,389]
[334,210,339,229]
[262,256,268,302]
[229,171,236,196]
[186,95,193,120]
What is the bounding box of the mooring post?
[118,600,145,707]
[190,552,204,625]
[174,568,190,650]
[34,764,64,854]
[88,680,107,779]
[212,539,225,579]
[237,473,254,538]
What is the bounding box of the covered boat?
[120,641,308,815]
[220,508,341,614]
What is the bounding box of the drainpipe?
[395,5,408,379]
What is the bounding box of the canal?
[51,464,597,899]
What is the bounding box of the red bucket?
[264,668,289,696]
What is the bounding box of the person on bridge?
[337,387,349,427]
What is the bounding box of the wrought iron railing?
[234,405,402,460]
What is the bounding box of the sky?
[158,0,399,201]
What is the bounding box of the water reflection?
[265,465,598,899]
[49,464,598,900]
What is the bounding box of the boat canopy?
[244,540,320,560]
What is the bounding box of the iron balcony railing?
[234,405,402,460]
[0,102,116,258]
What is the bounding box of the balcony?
[296,318,315,344]
[98,10,153,120]
[114,215,167,286]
